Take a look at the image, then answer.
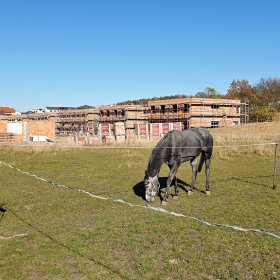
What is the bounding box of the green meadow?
[0,146,279,279]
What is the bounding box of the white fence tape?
[0,233,28,240]
[0,160,279,240]
[0,141,278,149]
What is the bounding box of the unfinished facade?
[0,112,56,144]
[98,105,148,142]
[148,97,243,127]
[0,97,246,144]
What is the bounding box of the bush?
[250,105,277,122]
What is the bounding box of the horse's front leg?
[205,158,211,195]
[189,158,198,195]
[167,164,179,199]
[162,163,180,204]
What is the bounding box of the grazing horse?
[144,127,213,204]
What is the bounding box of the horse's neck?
[147,151,163,177]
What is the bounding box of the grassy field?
[0,128,280,279]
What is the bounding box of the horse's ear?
[144,170,148,178]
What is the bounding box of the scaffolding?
[240,99,249,124]
[148,97,243,129]
[0,97,247,144]
[55,108,99,136]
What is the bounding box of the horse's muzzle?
[145,195,155,202]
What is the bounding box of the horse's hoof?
[161,201,167,205]
[188,191,193,195]
[205,191,211,196]
[173,195,179,199]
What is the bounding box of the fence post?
[273,141,279,189]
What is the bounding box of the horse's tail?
[197,151,205,173]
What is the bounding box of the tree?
[254,77,280,109]
[195,87,222,99]
[226,79,259,104]
[226,78,280,122]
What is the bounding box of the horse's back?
[165,128,212,145]
[161,128,213,157]
[186,128,213,151]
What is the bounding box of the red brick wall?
[26,118,56,140]
[0,119,7,133]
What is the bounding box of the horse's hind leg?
[189,158,198,195]
[205,158,211,195]
[173,176,179,199]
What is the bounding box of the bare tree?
[254,77,280,109]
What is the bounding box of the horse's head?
[144,170,160,202]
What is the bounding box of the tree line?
[225,78,280,122]
[117,77,280,122]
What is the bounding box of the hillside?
[209,121,280,158]
[211,120,280,142]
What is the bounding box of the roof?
[46,106,60,110]
[0,107,16,114]
[77,105,96,109]
[148,97,241,106]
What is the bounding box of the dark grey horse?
[144,127,213,204]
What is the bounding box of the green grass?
[0,147,280,279]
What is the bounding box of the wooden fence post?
[273,141,279,189]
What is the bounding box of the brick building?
[0,97,247,144]
[0,106,16,116]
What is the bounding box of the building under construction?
[148,97,244,127]
[98,104,148,142]
[0,97,248,144]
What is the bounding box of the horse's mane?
[148,131,173,169]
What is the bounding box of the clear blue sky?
[0,0,279,112]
